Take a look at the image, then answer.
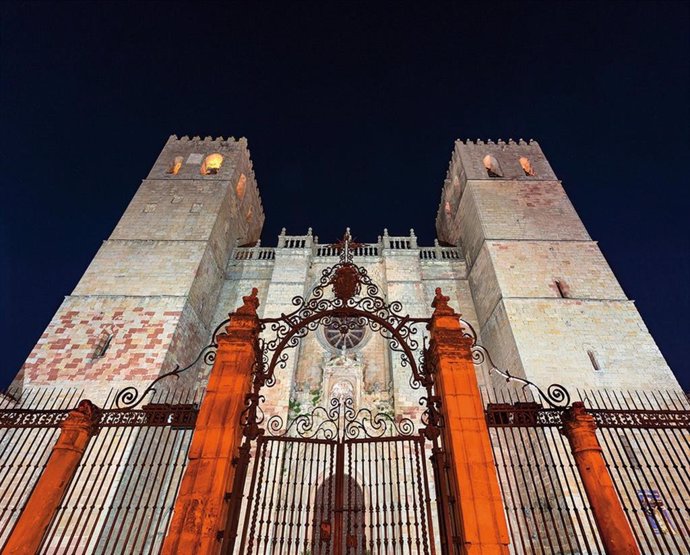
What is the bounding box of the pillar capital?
[61,399,101,435]
[561,401,600,454]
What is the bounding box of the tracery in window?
[324,317,365,350]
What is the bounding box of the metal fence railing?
[483,388,690,555]
[0,387,200,555]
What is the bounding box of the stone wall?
[16,136,264,403]
[436,139,681,394]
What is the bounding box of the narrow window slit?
[94,332,113,358]
[587,349,601,372]
[555,280,569,298]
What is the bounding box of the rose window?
[324,317,366,350]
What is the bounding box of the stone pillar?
[561,402,640,555]
[427,288,510,555]
[4,399,100,555]
[161,288,261,555]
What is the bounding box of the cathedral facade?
[3,136,687,555]
[15,135,682,402]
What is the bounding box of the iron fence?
[484,387,690,555]
[0,387,200,555]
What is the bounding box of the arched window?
[519,156,535,176]
[483,155,503,177]
[201,153,223,175]
[168,156,183,175]
[236,173,247,199]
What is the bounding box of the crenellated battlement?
[165,134,249,148]
[436,136,560,246]
[456,138,538,146]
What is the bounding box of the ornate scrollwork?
[266,397,414,441]
[257,231,431,392]
[456,318,571,409]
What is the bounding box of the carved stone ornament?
[562,402,596,429]
[236,287,260,315]
[431,287,457,317]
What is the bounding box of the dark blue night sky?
[1,2,688,389]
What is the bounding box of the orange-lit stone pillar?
[161,288,261,555]
[561,402,640,555]
[428,289,509,555]
[4,399,100,555]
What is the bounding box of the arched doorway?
[313,474,365,554]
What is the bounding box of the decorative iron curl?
[267,400,341,440]
[419,395,444,440]
[344,407,414,439]
[469,341,571,409]
[267,397,414,441]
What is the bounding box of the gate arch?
[226,233,444,554]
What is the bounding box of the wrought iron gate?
[234,398,436,555]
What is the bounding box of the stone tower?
[436,138,678,392]
[14,136,682,405]
[3,135,685,555]
[16,136,264,402]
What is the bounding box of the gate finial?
[237,287,260,315]
[431,287,457,317]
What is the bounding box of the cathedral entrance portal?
[205,231,509,555]
[234,397,434,554]
[218,232,446,554]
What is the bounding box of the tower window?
[519,156,535,176]
[587,349,602,372]
[236,173,247,199]
[93,331,113,359]
[555,280,569,298]
[483,155,503,178]
[201,153,223,175]
[168,156,184,175]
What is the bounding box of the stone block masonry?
[436,139,681,394]
[16,136,264,402]
[13,135,683,408]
